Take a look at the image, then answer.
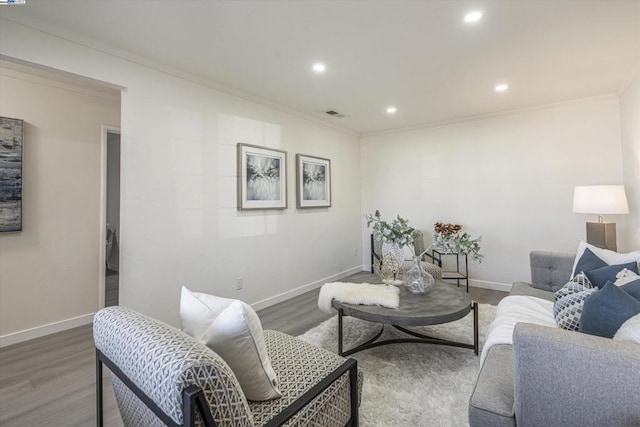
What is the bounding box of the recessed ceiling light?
[464,11,483,23]
[386,106,397,114]
[312,63,326,73]
[495,83,509,93]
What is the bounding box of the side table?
[432,250,468,292]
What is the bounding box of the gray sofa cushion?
[529,251,574,292]
[510,282,554,301]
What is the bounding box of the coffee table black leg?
[473,301,479,355]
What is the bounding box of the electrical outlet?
[354,248,358,256]
[236,277,243,290]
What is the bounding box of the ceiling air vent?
[325,110,348,118]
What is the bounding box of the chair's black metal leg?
[338,308,344,356]
[370,234,374,273]
[349,361,359,427]
[473,301,479,355]
[183,385,216,427]
[96,350,104,427]
[465,255,469,292]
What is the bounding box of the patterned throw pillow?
[554,273,592,302]
[553,274,597,330]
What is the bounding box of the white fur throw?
[317,282,400,314]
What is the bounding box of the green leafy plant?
[365,210,415,247]
[433,222,484,263]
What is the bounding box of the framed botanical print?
[296,154,331,208]
[237,143,287,210]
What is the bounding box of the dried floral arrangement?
[433,222,484,263]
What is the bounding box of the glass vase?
[403,256,435,294]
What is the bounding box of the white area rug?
[298,303,497,427]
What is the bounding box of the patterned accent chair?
[94,306,361,427]
[370,230,443,280]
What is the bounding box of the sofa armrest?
[468,344,515,427]
[513,323,640,427]
[529,251,574,292]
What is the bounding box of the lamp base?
[586,222,617,252]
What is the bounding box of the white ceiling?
[2,0,639,135]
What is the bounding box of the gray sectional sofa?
[468,251,640,427]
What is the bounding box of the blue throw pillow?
[579,282,640,338]
[573,248,607,276]
[584,262,640,289]
[622,278,640,300]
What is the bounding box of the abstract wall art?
[0,117,23,232]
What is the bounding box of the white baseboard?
[0,312,95,348]
[469,279,512,293]
[251,265,364,311]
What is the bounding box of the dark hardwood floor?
[0,271,507,426]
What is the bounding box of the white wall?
[0,18,362,330]
[361,97,625,289]
[0,66,120,340]
[620,71,640,250]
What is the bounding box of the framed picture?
[237,143,287,210]
[296,154,331,208]
[0,117,24,232]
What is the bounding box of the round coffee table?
[331,281,478,356]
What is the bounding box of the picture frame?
[296,154,331,208]
[0,116,24,232]
[237,143,287,210]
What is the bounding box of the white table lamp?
[573,185,629,251]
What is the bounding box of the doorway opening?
[104,128,121,307]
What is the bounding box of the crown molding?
[361,93,619,139]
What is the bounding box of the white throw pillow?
[403,244,415,261]
[179,286,281,401]
[613,313,640,344]
[571,241,640,278]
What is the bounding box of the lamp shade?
[572,185,629,214]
